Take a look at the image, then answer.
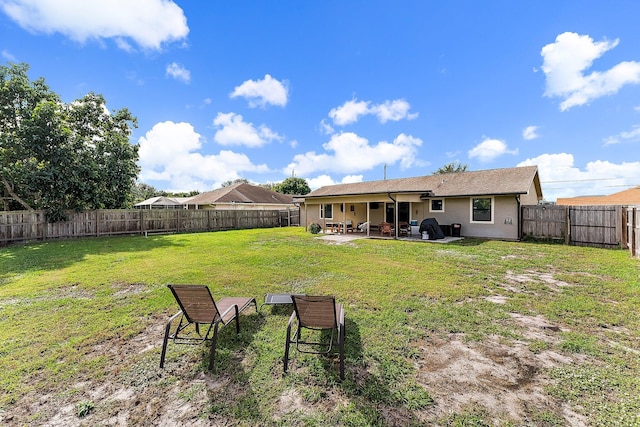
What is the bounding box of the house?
[302,166,543,240]
[185,183,296,211]
[134,196,195,209]
[557,186,640,206]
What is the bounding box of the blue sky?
[2,0,640,201]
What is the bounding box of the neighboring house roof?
[134,196,194,207]
[305,166,542,199]
[557,186,640,206]
[187,183,295,206]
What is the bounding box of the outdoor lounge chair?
[160,284,257,370]
[284,295,345,379]
[380,222,393,237]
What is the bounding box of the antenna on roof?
[384,163,387,180]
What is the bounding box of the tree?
[133,182,159,203]
[0,63,140,221]
[433,162,469,174]
[274,177,311,195]
[221,178,250,187]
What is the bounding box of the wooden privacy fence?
[522,205,640,257]
[0,208,300,245]
[628,206,640,258]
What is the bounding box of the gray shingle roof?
[305,166,541,198]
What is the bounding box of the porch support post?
[366,202,370,236]
[395,200,399,238]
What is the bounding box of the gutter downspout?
[516,195,521,240]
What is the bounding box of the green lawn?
[1,227,639,426]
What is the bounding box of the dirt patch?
[1,270,593,426]
[412,302,592,427]
[503,269,572,294]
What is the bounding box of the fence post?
[631,207,637,258]
[564,206,570,245]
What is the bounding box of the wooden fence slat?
[522,204,636,253]
[0,208,299,245]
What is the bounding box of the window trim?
[429,199,445,213]
[470,196,494,224]
[320,203,333,220]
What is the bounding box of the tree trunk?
[1,176,34,211]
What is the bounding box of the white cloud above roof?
[165,62,190,83]
[603,125,640,146]
[0,0,189,50]
[306,174,364,190]
[518,153,640,201]
[328,99,371,126]
[468,137,518,162]
[230,74,288,108]
[328,98,418,126]
[213,112,283,148]
[138,121,268,191]
[285,131,423,176]
[541,32,640,111]
[522,126,539,140]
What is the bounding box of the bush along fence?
[0,208,300,245]
[521,204,640,258]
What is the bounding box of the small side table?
[260,293,303,312]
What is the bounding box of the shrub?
[308,223,322,234]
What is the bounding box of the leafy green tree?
[133,182,159,203]
[274,177,311,195]
[259,182,277,191]
[0,63,139,221]
[433,162,469,174]
[221,178,250,187]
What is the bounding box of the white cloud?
[1,0,189,50]
[213,112,283,148]
[165,62,190,83]
[372,99,419,123]
[306,174,363,190]
[285,131,422,176]
[1,49,17,61]
[319,119,335,135]
[522,125,539,140]
[468,137,518,162]
[327,98,417,126]
[230,74,288,108]
[541,32,640,111]
[603,125,640,146]
[137,121,269,191]
[307,175,337,190]
[328,99,370,126]
[518,153,640,201]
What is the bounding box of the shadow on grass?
[339,319,431,425]
[275,316,431,425]
[0,234,183,283]
[199,310,268,423]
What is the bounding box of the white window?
[470,197,493,223]
[429,199,444,212]
[320,204,333,219]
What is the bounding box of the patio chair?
[160,284,257,370]
[399,221,411,236]
[284,295,345,379]
[380,222,393,237]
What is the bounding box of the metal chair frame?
[160,284,257,370]
[284,295,345,379]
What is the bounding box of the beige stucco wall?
[303,194,521,240]
[415,196,520,240]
